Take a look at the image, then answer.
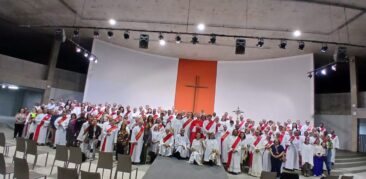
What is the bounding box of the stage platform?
[142,156,228,179]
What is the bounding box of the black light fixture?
[235,38,246,54]
[123,31,130,39]
[175,35,181,44]
[298,41,305,50]
[256,38,264,48]
[107,31,114,38]
[73,29,79,37]
[139,34,149,49]
[209,34,216,44]
[307,73,313,79]
[191,35,199,44]
[320,44,328,53]
[93,30,99,38]
[279,39,287,49]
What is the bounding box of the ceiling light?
[84,52,89,57]
[191,35,199,44]
[293,30,301,37]
[123,31,130,39]
[107,31,114,38]
[159,33,166,46]
[94,59,98,64]
[298,41,305,50]
[73,29,79,37]
[75,46,81,53]
[209,34,216,44]
[331,64,337,71]
[279,39,287,49]
[256,38,264,48]
[8,85,19,90]
[175,35,181,44]
[93,30,99,38]
[1,84,6,89]
[109,19,117,26]
[89,56,95,61]
[197,23,205,31]
[307,73,313,79]
[321,44,328,53]
[321,69,327,75]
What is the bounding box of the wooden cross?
[186,75,208,113]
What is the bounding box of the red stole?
[220,131,230,143]
[226,136,241,169]
[265,141,273,149]
[96,112,104,120]
[261,123,268,131]
[57,116,68,126]
[205,120,215,131]
[124,111,131,118]
[130,126,145,155]
[238,121,245,129]
[182,118,193,129]
[33,114,51,141]
[331,134,336,140]
[320,127,326,132]
[279,132,285,143]
[162,133,173,143]
[314,138,320,145]
[101,125,118,152]
[167,115,174,124]
[253,136,262,147]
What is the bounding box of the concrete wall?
[359,92,366,108]
[314,114,353,151]
[315,93,351,115]
[50,88,83,102]
[0,88,43,116]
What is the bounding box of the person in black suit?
[83,118,102,159]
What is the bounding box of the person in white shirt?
[189,132,204,165]
[174,129,190,159]
[203,133,221,166]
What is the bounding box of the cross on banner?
[185,75,208,113]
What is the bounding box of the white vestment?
[227,136,242,173]
[300,143,314,167]
[283,137,300,170]
[159,133,174,156]
[34,114,50,144]
[174,134,190,158]
[150,131,162,154]
[204,139,221,165]
[203,120,216,136]
[170,118,183,137]
[54,116,70,146]
[220,131,231,163]
[249,136,265,177]
[262,141,272,172]
[130,126,144,163]
[189,139,204,165]
[330,135,339,163]
[100,125,118,152]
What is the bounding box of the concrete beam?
[0,70,47,89]
[349,56,358,152]
[42,40,61,103]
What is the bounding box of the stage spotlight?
[321,44,328,52]
[109,19,117,26]
[331,64,337,71]
[307,73,313,79]
[175,35,181,44]
[73,29,79,37]
[159,33,166,46]
[235,39,246,54]
[209,34,216,44]
[256,38,264,47]
[139,34,149,49]
[1,84,6,89]
[197,23,205,31]
[191,35,199,44]
[293,30,301,37]
[298,41,305,50]
[94,59,98,64]
[75,46,81,53]
[279,39,287,49]
[321,69,327,75]
[107,31,114,38]
[84,52,89,58]
[93,30,99,38]
[89,55,95,61]
[123,31,130,39]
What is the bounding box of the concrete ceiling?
[0,0,366,61]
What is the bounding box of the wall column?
[349,56,358,152]
[42,39,61,104]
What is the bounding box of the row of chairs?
[0,133,15,157]
[13,138,49,169]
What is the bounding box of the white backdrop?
[84,40,179,109]
[214,54,314,122]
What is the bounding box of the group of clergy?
[19,99,340,177]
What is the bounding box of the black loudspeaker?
[139,34,149,49]
[280,172,299,179]
[333,46,348,62]
[235,39,246,54]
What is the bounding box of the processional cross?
[232,106,244,120]
[186,75,208,113]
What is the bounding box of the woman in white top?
[14,108,26,138]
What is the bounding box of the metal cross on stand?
[232,106,244,121]
[185,75,208,113]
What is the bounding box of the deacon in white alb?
[130,120,145,163]
[54,112,70,147]
[159,129,174,156]
[189,132,204,165]
[174,129,190,159]
[203,133,221,165]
